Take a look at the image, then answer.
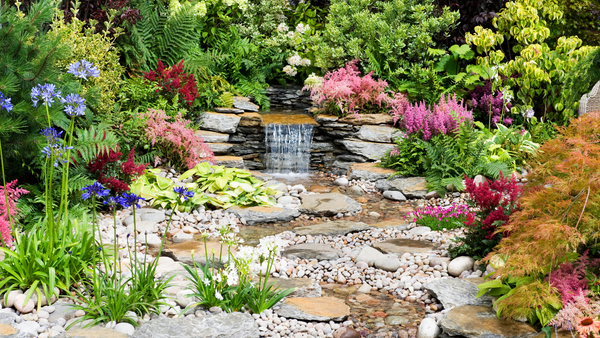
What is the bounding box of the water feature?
[264,121,314,174]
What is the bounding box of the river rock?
[299,193,362,216]
[13,294,34,313]
[440,305,538,338]
[376,177,428,198]
[172,232,194,243]
[418,318,441,338]
[338,114,394,125]
[340,140,395,160]
[114,323,135,336]
[448,256,475,277]
[334,178,349,186]
[138,208,166,223]
[293,220,370,237]
[373,239,435,256]
[347,163,396,181]
[275,297,350,321]
[357,125,401,143]
[196,112,241,134]
[227,206,300,225]
[194,130,229,143]
[424,278,493,309]
[333,327,361,338]
[383,191,407,201]
[473,175,486,186]
[282,243,341,261]
[408,226,431,236]
[16,321,40,337]
[5,290,23,308]
[132,312,259,338]
[355,246,386,266]
[374,256,401,272]
[268,277,322,298]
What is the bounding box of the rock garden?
[1,0,600,338]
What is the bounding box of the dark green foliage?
[380,136,426,177]
[560,47,600,118]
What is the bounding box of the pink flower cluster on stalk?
[546,251,600,305]
[406,203,474,225]
[306,60,408,120]
[549,294,600,332]
[141,109,214,169]
[0,180,28,246]
[397,94,473,141]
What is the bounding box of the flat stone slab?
[341,140,395,160]
[195,130,230,143]
[162,240,234,266]
[267,277,322,298]
[424,278,493,309]
[282,243,341,261]
[338,114,394,125]
[293,220,370,237]
[372,239,435,256]
[370,220,410,230]
[206,142,234,155]
[196,112,241,134]
[275,297,350,321]
[132,312,259,338]
[377,177,428,199]
[347,163,396,181]
[213,156,244,168]
[59,328,127,338]
[214,107,245,114]
[357,125,402,143]
[233,96,260,112]
[299,193,362,216]
[227,206,300,225]
[441,305,538,338]
[238,113,263,127]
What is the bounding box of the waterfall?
[264,123,314,174]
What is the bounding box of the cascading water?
[264,123,314,174]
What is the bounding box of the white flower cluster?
[283,65,297,76]
[288,53,310,67]
[295,23,310,34]
[223,0,248,11]
[276,22,289,33]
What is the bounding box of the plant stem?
[57,116,75,225]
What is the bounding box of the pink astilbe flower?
[398,94,473,141]
[549,294,600,331]
[142,109,214,169]
[0,180,28,246]
[306,60,407,119]
[546,251,600,305]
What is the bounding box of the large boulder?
[275,297,350,321]
[340,140,395,160]
[197,112,241,134]
[423,278,493,309]
[347,163,396,181]
[282,243,342,261]
[227,206,300,225]
[440,305,537,338]
[293,220,370,237]
[132,312,259,338]
[299,193,362,216]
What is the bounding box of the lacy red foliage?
[88,146,147,194]
[465,173,522,240]
[143,60,199,107]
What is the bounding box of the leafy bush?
[406,204,473,231]
[380,135,426,177]
[305,60,408,119]
[311,0,459,85]
[560,47,600,118]
[477,123,540,170]
[449,173,521,260]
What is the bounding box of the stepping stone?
[275,297,350,321]
[263,278,322,298]
[161,241,235,267]
[282,243,341,261]
[338,114,393,125]
[423,278,493,309]
[357,125,403,143]
[299,193,362,217]
[196,112,240,134]
[370,219,410,230]
[233,97,260,112]
[132,312,259,338]
[372,239,435,256]
[293,220,370,237]
[340,140,395,160]
[441,305,537,338]
[206,143,234,155]
[376,177,428,199]
[194,130,229,143]
[61,327,127,338]
[213,156,244,168]
[347,163,396,181]
[227,206,300,225]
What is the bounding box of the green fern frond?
[72,125,119,164]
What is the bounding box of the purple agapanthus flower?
[0,92,12,112]
[81,182,110,200]
[61,93,86,117]
[103,196,121,208]
[174,186,195,201]
[40,127,64,144]
[67,60,100,80]
[31,83,62,107]
[41,143,73,167]
[119,192,145,209]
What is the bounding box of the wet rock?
[282,243,342,261]
[294,220,370,237]
[373,239,435,256]
[424,278,493,309]
[310,185,331,193]
[347,185,365,196]
[383,191,407,201]
[132,312,259,338]
[440,305,537,338]
[448,256,475,277]
[196,112,241,134]
[347,163,396,181]
[275,297,350,321]
[340,140,395,160]
[268,278,322,298]
[300,193,362,217]
[227,206,300,225]
[386,315,409,326]
[418,318,441,338]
